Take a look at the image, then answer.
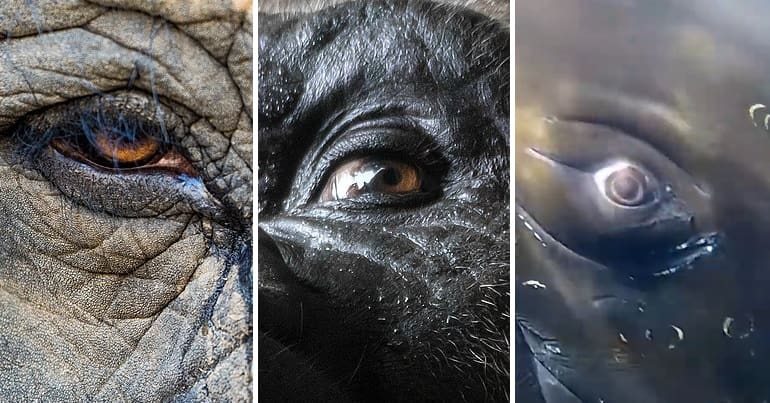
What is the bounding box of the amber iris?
[319,158,422,201]
[90,129,161,166]
[51,127,165,170]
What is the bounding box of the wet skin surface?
[516,1,770,402]
[258,1,509,402]
[0,1,252,401]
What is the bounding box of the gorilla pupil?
[379,166,401,186]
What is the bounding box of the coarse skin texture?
[0,0,252,401]
[258,1,509,402]
[517,0,770,402]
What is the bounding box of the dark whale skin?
[516,0,770,402]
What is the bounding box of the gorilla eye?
[319,158,422,201]
[594,161,658,207]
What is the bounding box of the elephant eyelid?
[13,94,196,177]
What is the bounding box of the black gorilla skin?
[258,1,510,402]
[517,0,770,402]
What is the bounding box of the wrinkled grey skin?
[258,1,509,402]
[0,1,252,401]
[517,0,770,402]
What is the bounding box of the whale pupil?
[608,167,646,206]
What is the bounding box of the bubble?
[522,280,547,289]
[722,314,755,339]
[668,325,685,349]
[544,341,562,355]
[543,116,559,124]
[644,325,685,349]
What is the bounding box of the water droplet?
[544,342,562,355]
[668,325,685,349]
[522,280,547,289]
[644,326,685,349]
[722,314,754,339]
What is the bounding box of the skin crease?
[258,0,509,402]
[517,0,770,402]
[0,0,252,401]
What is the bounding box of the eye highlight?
[593,161,658,207]
[319,158,422,201]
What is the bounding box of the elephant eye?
[594,161,658,207]
[43,106,195,176]
[52,126,163,169]
[319,158,422,201]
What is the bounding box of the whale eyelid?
[524,147,560,166]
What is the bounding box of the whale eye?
[594,162,658,207]
[319,158,422,201]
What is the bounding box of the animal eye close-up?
[0,2,252,401]
[517,0,770,402]
[258,1,510,402]
[32,96,197,177]
[318,157,423,201]
[595,161,658,207]
[51,115,166,169]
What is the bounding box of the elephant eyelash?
[12,94,195,176]
[7,94,230,220]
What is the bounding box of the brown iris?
[89,129,161,166]
[51,127,165,170]
[51,125,195,176]
[319,158,422,201]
